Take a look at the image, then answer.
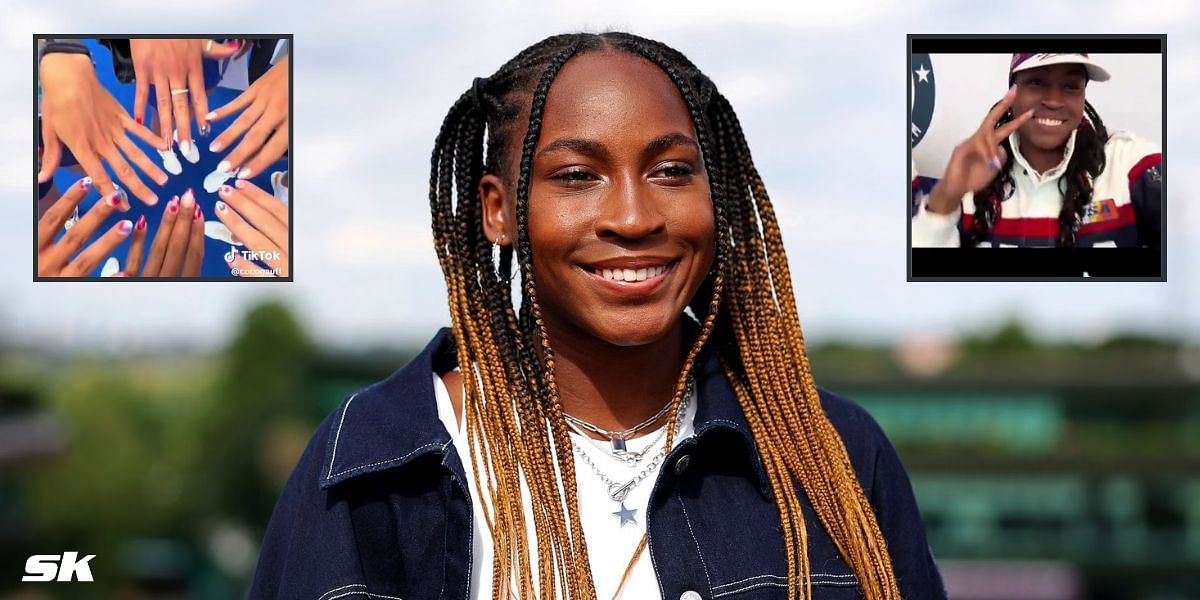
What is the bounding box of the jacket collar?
[1010,129,1077,186]
[320,326,772,498]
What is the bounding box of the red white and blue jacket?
[912,130,1161,247]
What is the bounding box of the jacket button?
[680,591,702,600]
[674,455,691,475]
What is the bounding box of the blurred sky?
[2,0,1198,354]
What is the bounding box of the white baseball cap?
[1009,53,1111,83]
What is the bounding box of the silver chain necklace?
[568,417,670,467]
[563,378,694,458]
[570,385,692,527]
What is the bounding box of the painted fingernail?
[181,188,195,208]
[210,140,224,153]
[205,111,217,121]
[118,220,133,235]
[216,200,228,213]
[136,215,147,231]
[237,168,252,180]
[135,116,143,125]
[107,193,123,208]
[79,177,92,189]
[199,123,211,137]
[146,193,159,206]
[182,140,200,164]
[229,40,240,48]
[193,204,202,221]
[167,196,179,214]
[217,160,231,173]
[219,185,232,196]
[234,179,247,189]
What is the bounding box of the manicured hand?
[130,38,242,154]
[37,176,135,277]
[927,86,1035,214]
[215,180,288,277]
[38,52,168,206]
[140,188,205,277]
[208,55,289,181]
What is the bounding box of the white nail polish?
[237,168,252,180]
[158,148,183,175]
[217,160,231,173]
[182,140,200,164]
[100,257,120,278]
[204,221,243,246]
[203,168,234,193]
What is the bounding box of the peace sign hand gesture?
[926,86,1035,215]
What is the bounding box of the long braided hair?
[429,32,900,600]
[966,100,1109,247]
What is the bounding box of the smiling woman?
[913,53,1162,249]
[251,32,945,600]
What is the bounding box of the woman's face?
[1011,63,1088,152]
[487,51,715,348]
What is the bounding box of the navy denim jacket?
[251,328,947,599]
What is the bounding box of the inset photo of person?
[908,36,1164,281]
[35,36,292,280]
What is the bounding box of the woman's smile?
[579,258,679,297]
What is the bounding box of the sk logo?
[22,552,96,582]
[911,53,936,147]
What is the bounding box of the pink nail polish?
[136,215,147,231]
[216,200,227,212]
[118,220,133,234]
[194,204,202,221]
[219,185,232,196]
[237,168,252,180]
[167,197,179,214]
[136,116,143,125]
[229,40,240,49]
[181,188,195,208]
[79,177,92,189]
[234,179,247,189]
[107,194,123,208]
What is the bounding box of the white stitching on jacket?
[317,583,364,600]
[676,492,713,595]
[711,573,859,597]
[327,442,447,480]
[326,393,360,479]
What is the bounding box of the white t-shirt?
[433,371,698,600]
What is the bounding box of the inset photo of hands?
[35,36,292,280]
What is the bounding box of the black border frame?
[906,34,1167,282]
[33,33,294,282]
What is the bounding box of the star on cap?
[915,64,931,83]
